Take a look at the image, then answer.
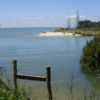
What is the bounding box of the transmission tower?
[67,17,70,29]
[76,11,80,28]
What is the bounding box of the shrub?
[80,34,100,73]
[0,87,27,100]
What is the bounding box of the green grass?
[0,79,100,100]
[56,28,100,36]
[0,62,100,100]
[0,87,27,100]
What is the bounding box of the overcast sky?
[0,0,100,27]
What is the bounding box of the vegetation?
[77,20,100,29]
[0,72,100,100]
[55,28,100,36]
[0,67,28,100]
[80,34,100,73]
[0,87,27,100]
[0,78,28,100]
[56,20,100,36]
[75,20,100,36]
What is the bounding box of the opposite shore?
[33,31,81,37]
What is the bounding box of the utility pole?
[76,11,80,28]
[0,24,2,27]
[67,17,70,29]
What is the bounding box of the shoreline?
[33,31,81,37]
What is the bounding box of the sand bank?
[33,31,81,37]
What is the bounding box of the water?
[0,28,99,99]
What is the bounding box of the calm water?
[0,28,99,99]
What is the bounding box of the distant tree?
[77,20,100,29]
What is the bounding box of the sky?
[0,0,100,27]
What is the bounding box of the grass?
[0,87,28,100]
[0,67,100,100]
[56,28,100,36]
[0,67,28,100]
[0,76,100,100]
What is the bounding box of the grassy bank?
[0,77,100,100]
[0,82,28,100]
[55,28,100,36]
[0,87,28,100]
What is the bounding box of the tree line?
[77,20,100,29]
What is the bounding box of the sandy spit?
[33,31,81,37]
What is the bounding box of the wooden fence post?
[46,67,53,100]
[12,60,53,100]
[13,60,17,89]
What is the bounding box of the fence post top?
[46,65,51,69]
[13,60,17,63]
[46,67,51,72]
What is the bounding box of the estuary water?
[0,28,99,99]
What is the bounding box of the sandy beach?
[33,31,81,37]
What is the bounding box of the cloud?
[80,16,100,22]
[18,16,67,27]
[2,15,100,27]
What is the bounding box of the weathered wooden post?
[46,67,53,100]
[13,60,17,89]
[12,60,53,100]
